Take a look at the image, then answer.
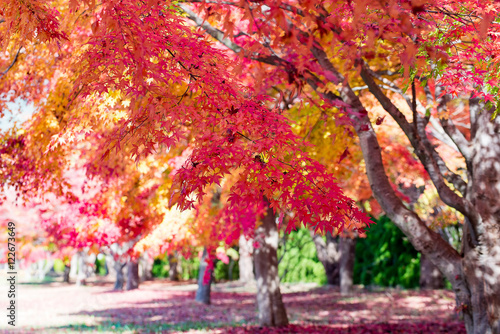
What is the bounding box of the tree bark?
[253,199,289,327]
[126,260,139,290]
[467,106,500,333]
[419,253,444,289]
[63,265,71,283]
[339,237,356,295]
[238,235,255,283]
[228,257,235,280]
[195,248,213,304]
[311,232,340,285]
[76,252,87,286]
[462,219,490,334]
[139,254,153,282]
[168,253,181,281]
[113,261,126,291]
[343,81,495,333]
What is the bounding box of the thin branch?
[412,79,417,134]
[0,47,22,79]
[179,4,242,53]
[184,0,305,16]
[360,63,473,217]
[434,86,472,162]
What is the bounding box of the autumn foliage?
[2,0,500,332]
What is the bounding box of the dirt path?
[0,279,465,333]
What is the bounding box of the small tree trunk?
[76,252,87,286]
[113,261,126,290]
[238,235,254,283]
[228,257,235,280]
[420,253,444,289]
[253,199,289,327]
[103,258,109,276]
[311,231,340,285]
[339,237,356,295]
[195,248,213,304]
[139,254,153,282]
[37,259,54,281]
[126,260,139,290]
[168,253,181,281]
[63,265,71,283]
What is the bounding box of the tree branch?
[361,68,468,194]
[359,64,474,213]
[330,78,467,298]
[179,4,242,53]
[0,47,22,80]
[435,86,472,162]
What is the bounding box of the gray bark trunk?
[126,260,139,290]
[238,235,255,283]
[347,75,500,332]
[467,106,500,333]
[63,265,70,283]
[113,261,126,290]
[139,255,153,282]
[253,199,289,327]
[339,237,356,295]
[195,248,213,304]
[168,253,181,281]
[76,252,86,286]
[420,253,444,289]
[311,232,340,285]
[228,257,235,280]
[337,81,478,331]
[462,219,490,334]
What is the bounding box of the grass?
[36,320,248,333]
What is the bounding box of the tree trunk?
[339,237,356,295]
[462,219,490,334]
[238,235,255,283]
[419,253,444,289]
[76,252,86,286]
[311,232,340,285]
[253,199,289,327]
[228,257,235,280]
[126,260,139,290]
[467,105,500,333]
[103,258,109,276]
[113,261,126,291]
[63,265,71,283]
[195,248,213,304]
[168,253,181,281]
[139,254,153,282]
[36,259,54,281]
[341,79,495,333]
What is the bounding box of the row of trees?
[1,0,500,333]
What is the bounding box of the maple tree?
[0,0,372,326]
[3,0,500,332]
[0,0,370,231]
[0,190,51,268]
[178,0,500,332]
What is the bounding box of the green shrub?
[152,252,239,281]
[180,255,200,280]
[95,255,107,276]
[152,256,169,278]
[277,228,327,284]
[53,259,65,273]
[213,258,239,281]
[354,215,420,288]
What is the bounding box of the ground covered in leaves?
[2,279,464,333]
